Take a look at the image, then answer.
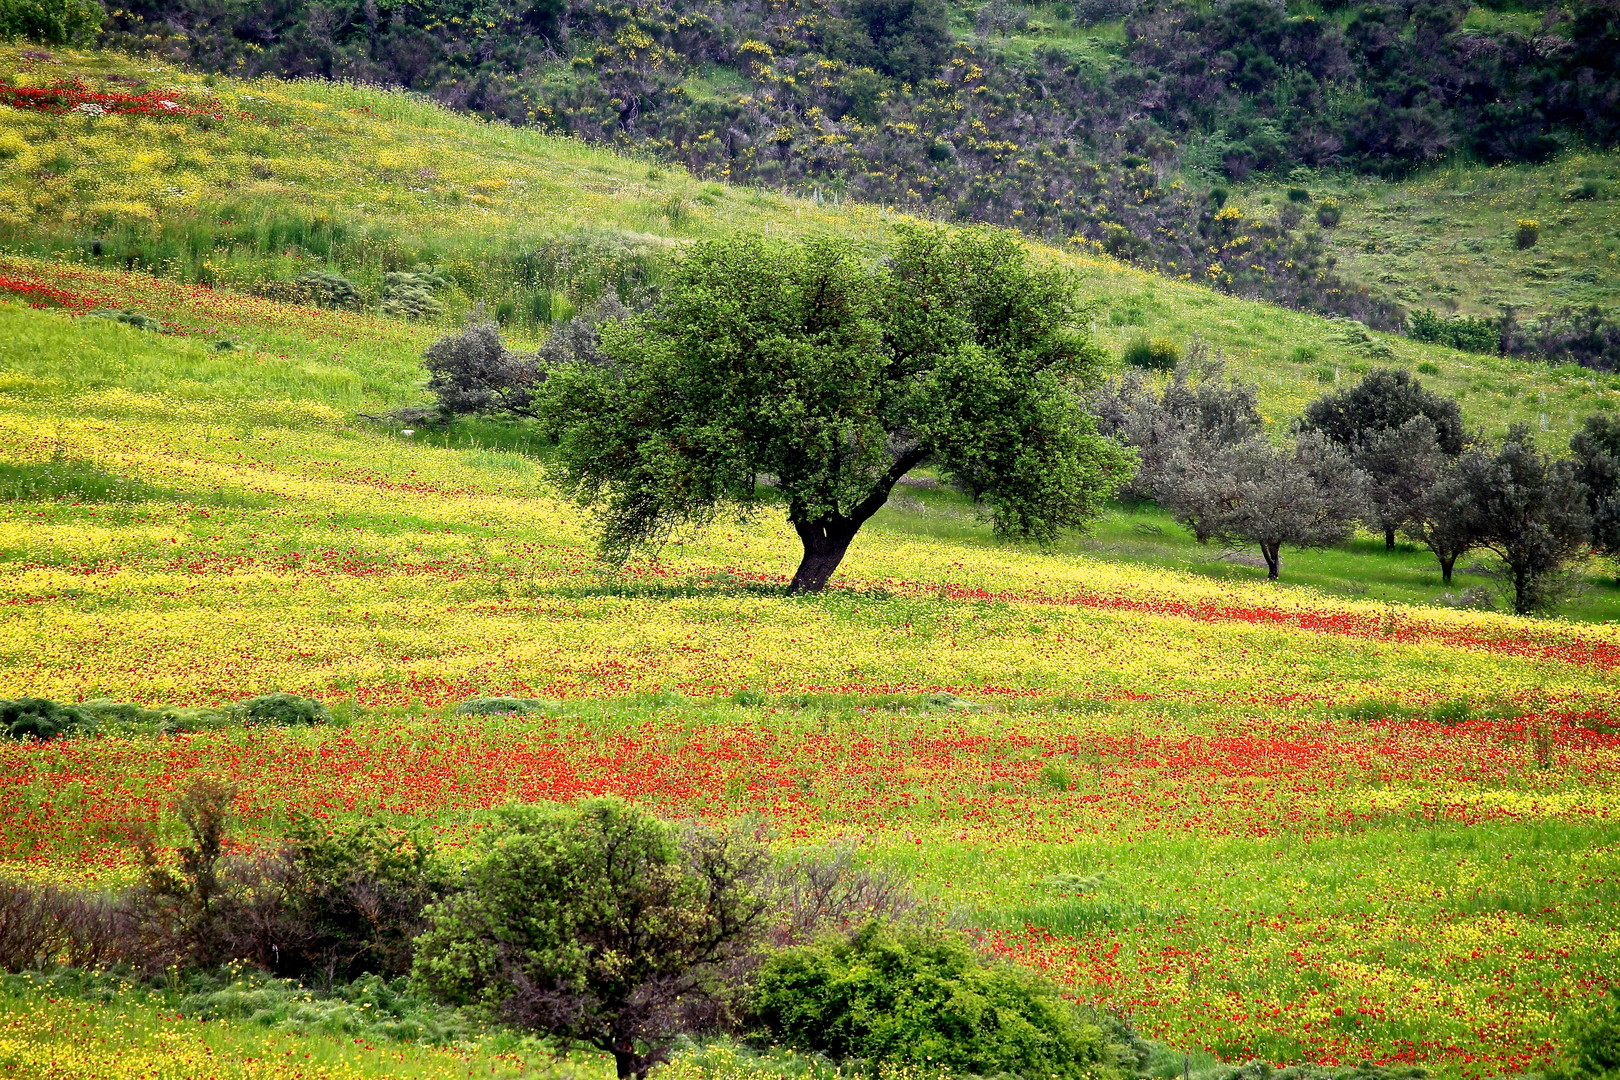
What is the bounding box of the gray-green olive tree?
[1571,412,1620,566]
[411,799,768,1080]
[1459,426,1591,615]
[535,226,1131,593]
[1205,432,1370,580]
[1299,368,1467,549]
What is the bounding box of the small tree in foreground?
[535,226,1130,592]
[1206,432,1369,579]
[1459,426,1591,615]
[412,799,768,1080]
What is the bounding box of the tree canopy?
[536,226,1131,592]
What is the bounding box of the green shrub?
[177,972,472,1045]
[1563,181,1602,202]
[1286,187,1311,203]
[1121,334,1178,371]
[1408,310,1498,353]
[380,267,449,320]
[750,921,1127,1080]
[235,693,331,726]
[294,272,363,310]
[1549,986,1620,1080]
[0,0,103,44]
[1516,219,1540,249]
[455,696,546,715]
[1316,198,1342,227]
[1416,361,1441,375]
[0,697,92,740]
[87,308,163,332]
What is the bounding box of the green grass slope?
[1239,152,1620,319]
[3,47,1618,443]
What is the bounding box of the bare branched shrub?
[767,846,924,948]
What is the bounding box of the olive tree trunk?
[1260,542,1281,580]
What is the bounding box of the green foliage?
[413,798,768,1078]
[178,971,473,1045]
[0,696,92,740]
[1408,311,1499,354]
[1121,335,1179,371]
[273,817,450,981]
[455,696,549,715]
[380,267,449,320]
[749,921,1126,1080]
[87,308,163,332]
[0,0,101,44]
[536,225,1129,592]
[294,272,363,311]
[1550,986,1620,1080]
[1316,199,1342,228]
[235,693,331,726]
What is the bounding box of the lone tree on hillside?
[1459,426,1591,615]
[1299,368,1468,548]
[535,227,1131,592]
[1204,432,1369,579]
[412,799,768,1080]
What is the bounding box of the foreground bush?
[413,798,769,1080]
[750,921,1128,1080]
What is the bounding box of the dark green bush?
[0,697,92,740]
[0,0,103,44]
[1316,199,1342,227]
[1408,310,1499,353]
[1121,335,1180,371]
[1286,187,1311,203]
[236,693,331,726]
[750,921,1127,1080]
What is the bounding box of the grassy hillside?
[3,292,1620,1078]
[5,46,1620,444]
[3,48,1620,1080]
[1238,151,1620,319]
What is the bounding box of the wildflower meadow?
[1,44,1618,1080]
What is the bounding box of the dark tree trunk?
[1439,554,1456,584]
[785,447,930,594]
[1261,542,1281,580]
[614,1050,637,1080]
[789,517,861,594]
[1385,526,1396,551]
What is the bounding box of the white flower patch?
[73,102,107,117]
[157,100,181,111]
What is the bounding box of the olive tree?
[1459,425,1591,615]
[412,799,768,1080]
[1401,460,1480,584]
[1089,344,1262,503]
[536,226,1131,592]
[1571,412,1620,566]
[1299,368,1467,548]
[1205,432,1370,579]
